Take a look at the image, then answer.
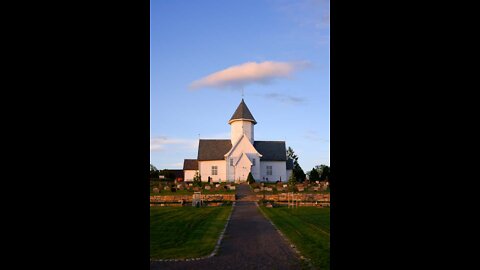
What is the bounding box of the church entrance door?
[241,165,248,182]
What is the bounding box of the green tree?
[287,147,306,182]
[288,172,297,191]
[309,167,320,181]
[193,171,202,187]
[319,165,330,182]
[150,164,160,179]
[247,172,255,184]
[159,169,176,181]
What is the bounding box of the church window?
[230,158,233,166]
[252,158,256,166]
[267,166,272,175]
[212,166,218,175]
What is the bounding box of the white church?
[183,99,293,183]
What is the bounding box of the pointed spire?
[228,99,257,125]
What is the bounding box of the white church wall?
[199,160,227,182]
[260,161,287,183]
[184,170,197,182]
[230,120,254,144]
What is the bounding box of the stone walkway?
[150,184,304,270]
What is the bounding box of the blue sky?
[150,0,329,172]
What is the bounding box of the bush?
[247,172,255,184]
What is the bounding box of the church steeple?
[229,99,256,144]
[228,99,257,125]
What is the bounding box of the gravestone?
[192,192,203,207]
[297,186,305,192]
[152,187,159,193]
[164,186,170,191]
[283,184,288,188]
[229,186,236,190]
[215,184,220,188]
[204,185,211,190]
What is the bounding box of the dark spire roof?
[228,99,257,125]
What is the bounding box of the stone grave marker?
[204,185,211,190]
[152,187,159,193]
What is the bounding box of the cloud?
[150,136,197,152]
[189,61,310,90]
[262,92,306,104]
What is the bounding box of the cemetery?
[250,180,331,208]
[150,180,237,206]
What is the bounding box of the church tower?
[228,99,257,145]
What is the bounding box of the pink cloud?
[189,61,310,90]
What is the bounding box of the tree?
[287,147,298,163]
[309,167,320,181]
[288,172,297,191]
[193,171,202,187]
[150,164,160,179]
[247,172,255,184]
[287,147,306,182]
[159,169,176,181]
[319,165,330,182]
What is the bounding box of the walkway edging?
[150,202,236,263]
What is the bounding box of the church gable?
[235,152,252,166]
[224,134,262,161]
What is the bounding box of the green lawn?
[150,206,232,259]
[260,206,330,270]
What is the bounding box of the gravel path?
[150,184,304,270]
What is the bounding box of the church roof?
[197,139,287,162]
[253,141,287,161]
[198,139,232,161]
[183,159,198,170]
[228,99,257,124]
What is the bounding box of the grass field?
[150,206,232,259]
[260,206,330,270]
